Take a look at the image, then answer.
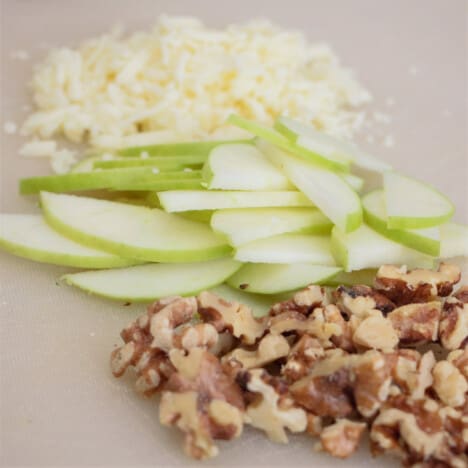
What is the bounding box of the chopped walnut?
[242,369,307,443]
[375,263,461,305]
[353,350,392,417]
[387,301,441,344]
[432,360,467,408]
[282,335,324,382]
[439,296,468,350]
[319,419,366,458]
[448,348,468,378]
[269,285,329,316]
[352,313,399,350]
[223,333,290,370]
[454,285,468,303]
[334,284,396,317]
[160,347,244,459]
[198,291,265,344]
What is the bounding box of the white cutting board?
[1,0,466,466]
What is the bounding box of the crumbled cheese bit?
[101,152,114,161]
[183,168,193,172]
[19,140,57,157]
[151,168,160,174]
[3,121,17,134]
[22,14,372,161]
[140,151,149,159]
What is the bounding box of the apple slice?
[235,234,336,265]
[70,154,106,173]
[362,189,440,256]
[94,155,205,170]
[118,139,253,157]
[384,172,454,229]
[178,210,213,223]
[342,173,364,192]
[322,269,377,287]
[20,168,202,194]
[62,258,241,302]
[440,222,468,258]
[0,214,138,268]
[227,114,349,171]
[202,143,291,190]
[158,190,313,212]
[226,263,341,294]
[275,116,353,166]
[258,140,362,232]
[331,224,435,272]
[40,192,231,262]
[111,178,203,191]
[211,207,332,247]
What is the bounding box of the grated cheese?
[22,15,372,161]
[19,140,57,157]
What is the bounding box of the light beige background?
[0,0,467,467]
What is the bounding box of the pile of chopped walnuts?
[111,263,468,467]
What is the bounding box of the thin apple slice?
[235,234,336,265]
[342,173,364,192]
[362,189,440,256]
[111,178,203,191]
[209,284,287,317]
[440,222,468,258]
[227,114,349,171]
[0,214,138,268]
[258,140,362,232]
[20,168,202,194]
[331,224,435,272]
[322,269,377,287]
[178,210,213,223]
[40,192,231,262]
[211,207,332,247]
[70,154,107,173]
[384,172,454,229]
[226,263,341,294]
[275,116,353,166]
[94,155,205,170]
[202,143,291,190]
[158,190,313,212]
[62,258,241,302]
[118,139,253,157]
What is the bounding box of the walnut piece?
[375,263,461,305]
[198,291,265,344]
[439,297,468,350]
[223,333,290,370]
[432,360,467,408]
[319,419,366,458]
[387,301,441,344]
[282,335,324,382]
[269,285,329,316]
[242,369,307,443]
[160,347,244,459]
[352,313,399,350]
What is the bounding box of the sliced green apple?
[258,140,362,232]
[70,154,107,173]
[235,234,336,265]
[62,258,241,302]
[226,263,341,294]
[342,173,364,192]
[111,178,203,191]
[40,192,231,263]
[202,143,291,190]
[158,190,313,212]
[331,224,435,272]
[227,114,349,171]
[20,168,201,194]
[384,172,454,229]
[0,214,138,268]
[322,269,377,287]
[362,189,440,256]
[274,116,353,166]
[94,155,205,170]
[118,139,253,157]
[211,207,332,247]
[177,210,213,223]
[440,222,468,258]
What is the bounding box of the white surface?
[0,0,467,467]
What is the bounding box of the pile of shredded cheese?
[22,15,372,172]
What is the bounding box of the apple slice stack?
[1,115,466,310]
